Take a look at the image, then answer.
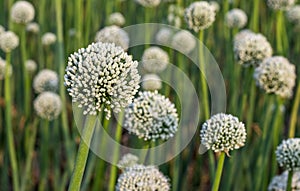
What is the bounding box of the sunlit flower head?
[108,12,126,26]
[268,171,300,191]
[286,5,300,24]
[42,32,57,46]
[33,69,59,93]
[225,8,248,29]
[11,1,35,24]
[26,22,40,33]
[267,0,295,10]
[171,30,196,54]
[142,74,162,91]
[276,138,300,171]
[34,91,62,120]
[0,31,19,52]
[25,59,37,74]
[142,46,169,73]
[155,28,173,45]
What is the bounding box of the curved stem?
[287,170,293,191]
[212,152,226,191]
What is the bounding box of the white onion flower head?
[95,25,129,50]
[142,46,169,73]
[225,9,248,29]
[168,4,184,28]
[33,69,59,93]
[34,92,62,120]
[286,5,300,24]
[267,0,295,10]
[171,30,196,54]
[0,31,19,52]
[254,56,296,98]
[276,138,300,171]
[233,29,254,47]
[142,74,162,91]
[108,12,125,26]
[135,0,161,7]
[64,42,140,119]
[155,28,173,45]
[117,153,139,170]
[11,1,35,24]
[0,57,13,80]
[116,164,170,191]
[184,1,216,32]
[234,32,273,67]
[25,59,37,73]
[26,22,40,33]
[200,113,247,155]
[209,1,220,12]
[268,171,300,191]
[42,32,57,46]
[124,91,178,141]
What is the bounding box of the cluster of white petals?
[116,164,170,191]
[34,91,62,120]
[155,28,173,45]
[25,59,37,73]
[254,56,296,98]
[171,30,196,54]
[26,22,40,33]
[142,46,169,73]
[286,5,300,24]
[124,91,178,141]
[33,69,59,93]
[142,74,162,91]
[200,113,247,154]
[184,1,216,32]
[11,1,35,24]
[267,0,295,10]
[95,25,129,50]
[168,4,184,28]
[225,8,248,28]
[117,153,139,170]
[268,171,300,191]
[0,31,19,52]
[276,138,300,171]
[42,32,57,46]
[108,12,126,26]
[65,42,140,119]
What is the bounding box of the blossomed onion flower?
[225,8,248,29]
[142,46,169,73]
[0,57,12,80]
[171,30,196,54]
[141,74,162,91]
[124,91,178,142]
[0,31,19,53]
[65,42,140,191]
[267,0,295,10]
[108,12,125,26]
[116,164,170,191]
[117,153,139,170]
[33,69,59,93]
[11,1,35,24]
[268,170,300,191]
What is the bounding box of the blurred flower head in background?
[141,74,162,91]
[34,91,62,120]
[286,5,300,24]
[26,22,40,33]
[276,138,300,171]
[171,30,196,54]
[33,69,59,93]
[11,1,35,24]
[268,171,300,191]
[25,59,37,74]
[225,8,248,29]
[108,12,126,27]
[135,0,161,7]
[0,31,19,52]
[267,0,295,10]
[142,46,169,73]
[117,153,139,170]
[42,32,57,46]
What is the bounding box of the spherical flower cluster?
[254,56,296,98]
[142,74,162,91]
[26,22,40,33]
[200,113,247,154]
[42,32,57,46]
[33,69,59,93]
[171,30,196,54]
[234,32,273,67]
[116,164,170,191]
[286,5,300,24]
[276,138,300,171]
[135,0,161,8]
[233,29,254,46]
[225,9,248,29]
[25,59,37,73]
[184,1,216,32]
[268,171,300,191]
[124,91,178,141]
[65,42,140,119]
[0,57,12,80]
[117,153,139,170]
[155,28,173,45]
[11,1,35,24]
[108,12,125,26]
[142,46,169,73]
[34,91,62,120]
[209,1,220,12]
[0,31,19,52]
[168,4,184,28]
[267,0,295,10]
[95,25,129,50]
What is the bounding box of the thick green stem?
[108,112,124,191]
[5,52,20,191]
[276,11,283,54]
[289,82,300,138]
[287,170,293,191]
[75,0,83,48]
[68,114,98,191]
[251,0,260,32]
[212,152,226,191]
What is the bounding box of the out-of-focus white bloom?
[276,138,300,171]
[267,0,295,10]
[68,28,76,37]
[26,22,40,33]
[34,91,62,120]
[234,32,273,67]
[117,154,139,170]
[286,5,300,24]
[268,171,300,191]
[184,1,216,32]
[42,32,57,46]
[135,0,161,7]
[0,57,12,80]
[25,59,37,73]
[225,9,248,29]
[209,1,220,12]
[116,164,170,191]
[0,25,5,35]
[254,56,296,98]
[64,42,140,119]
[108,12,125,26]
[0,31,19,52]
[168,4,184,28]
[171,30,196,54]
[233,29,254,46]
[124,91,178,141]
[33,69,59,93]
[95,25,129,50]
[142,46,169,73]
[11,1,35,24]
[155,28,173,45]
[142,74,162,91]
[200,113,247,155]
